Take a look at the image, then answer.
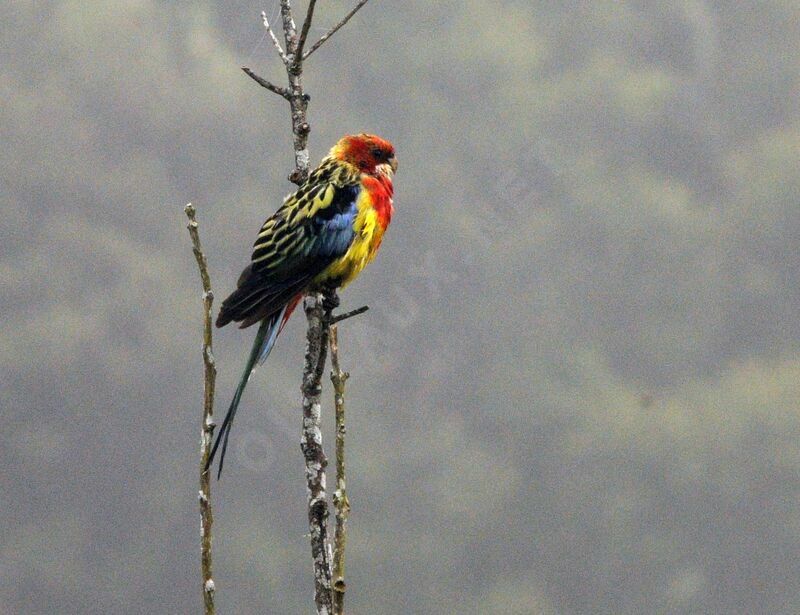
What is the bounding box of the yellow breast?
[315,190,385,288]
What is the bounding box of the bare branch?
[185,203,217,615]
[279,0,299,56]
[301,293,335,613]
[241,67,290,99]
[240,4,377,610]
[329,305,369,324]
[261,11,290,65]
[303,0,372,60]
[295,0,318,64]
[329,326,351,615]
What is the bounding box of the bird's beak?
[389,156,398,173]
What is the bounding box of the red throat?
[363,174,394,229]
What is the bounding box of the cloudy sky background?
[2,1,800,613]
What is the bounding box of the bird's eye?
[371,147,384,159]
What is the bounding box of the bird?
[207,133,397,478]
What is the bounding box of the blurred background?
[2,1,800,613]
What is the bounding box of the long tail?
[206,295,300,478]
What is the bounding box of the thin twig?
[303,0,372,60]
[261,10,290,65]
[329,326,351,615]
[185,203,217,615]
[241,67,290,99]
[330,305,369,325]
[300,293,335,614]
[295,0,318,65]
[279,0,299,56]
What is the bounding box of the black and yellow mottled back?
[216,158,363,329]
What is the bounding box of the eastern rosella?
[207,133,397,477]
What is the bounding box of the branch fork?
[242,0,374,184]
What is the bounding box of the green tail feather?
[206,307,284,478]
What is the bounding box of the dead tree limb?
[240,3,374,612]
[261,11,289,65]
[302,0,372,60]
[330,305,369,325]
[242,67,290,99]
[185,203,217,615]
[241,0,374,184]
[300,293,335,614]
[329,326,351,615]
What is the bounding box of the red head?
[330,133,398,176]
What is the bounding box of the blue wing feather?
[217,183,361,329]
[315,206,358,256]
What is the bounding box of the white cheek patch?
[375,163,394,177]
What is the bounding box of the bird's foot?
[322,288,340,313]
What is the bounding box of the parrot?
[206,133,397,478]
